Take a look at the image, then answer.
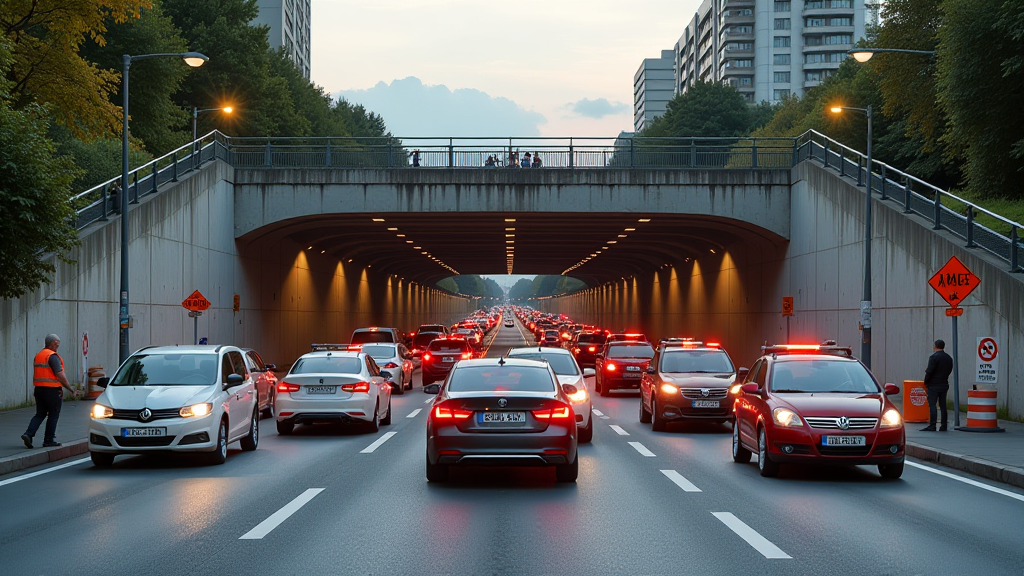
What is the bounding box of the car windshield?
[577,334,606,344]
[290,356,362,374]
[770,360,879,393]
[414,332,441,347]
[361,344,397,360]
[660,350,735,373]
[111,354,217,386]
[447,366,556,393]
[419,325,445,333]
[429,341,469,353]
[607,344,655,359]
[506,352,579,375]
[544,330,559,338]
[351,331,393,344]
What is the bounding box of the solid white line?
[661,469,701,492]
[628,441,656,457]
[407,408,422,419]
[712,512,791,559]
[591,408,605,417]
[239,488,324,540]
[906,461,1024,502]
[609,425,629,436]
[423,397,434,404]
[0,457,91,487]
[360,431,398,454]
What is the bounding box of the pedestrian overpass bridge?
[3,132,1022,417]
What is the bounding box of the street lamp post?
[192,105,232,167]
[120,51,208,364]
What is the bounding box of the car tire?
[366,401,380,433]
[878,462,904,479]
[578,417,593,443]
[394,380,405,395]
[757,426,780,477]
[639,396,652,424]
[207,419,228,465]
[598,377,609,397]
[240,408,259,451]
[381,399,392,426]
[90,451,115,467]
[732,419,752,463]
[276,420,294,435]
[555,453,579,483]
[426,452,448,483]
[405,377,412,391]
[651,397,667,432]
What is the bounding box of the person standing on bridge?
[921,339,954,432]
[532,153,542,168]
[21,334,78,448]
[410,149,421,167]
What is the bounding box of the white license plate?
[822,435,866,446]
[443,356,455,363]
[481,411,526,423]
[692,400,720,408]
[306,385,337,394]
[622,372,642,379]
[121,427,166,437]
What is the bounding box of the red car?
[731,343,905,479]
[594,341,655,396]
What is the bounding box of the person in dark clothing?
[921,339,954,431]
[22,334,79,448]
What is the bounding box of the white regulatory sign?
[976,337,998,384]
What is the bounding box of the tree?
[436,277,459,294]
[640,82,753,138]
[509,278,535,300]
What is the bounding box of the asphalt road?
[1,321,1022,576]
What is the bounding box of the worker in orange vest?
[21,334,78,448]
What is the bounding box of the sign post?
[81,332,89,394]
[927,256,981,427]
[182,290,212,345]
[782,296,794,343]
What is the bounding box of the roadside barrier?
[87,367,105,399]
[902,380,929,423]
[955,389,1005,433]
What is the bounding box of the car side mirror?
[265,363,276,371]
[423,383,441,395]
[379,370,393,381]
[737,367,749,381]
[740,383,760,395]
[884,383,900,396]
[583,368,596,377]
[224,373,244,389]
[561,384,579,396]
[646,366,657,374]
[97,377,110,389]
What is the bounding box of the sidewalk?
[0,400,92,475]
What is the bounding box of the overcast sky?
[311,0,700,137]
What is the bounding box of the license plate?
[622,372,642,379]
[822,435,866,446]
[692,400,720,408]
[306,385,337,394]
[443,356,454,363]
[480,411,526,423]
[121,427,166,437]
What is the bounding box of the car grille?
[116,436,176,447]
[805,417,878,430]
[818,444,873,457]
[112,408,182,422]
[680,388,729,399]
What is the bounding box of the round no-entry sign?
[978,337,997,362]
[82,333,89,357]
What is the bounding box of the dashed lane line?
[0,457,90,487]
[712,512,791,559]
[424,397,435,404]
[660,469,701,492]
[609,425,629,436]
[360,431,398,454]
[906,461,1024,502]
[239,488,324,540]
[591,408,605,417]
[628,441,656,457]
[407,408,422,418]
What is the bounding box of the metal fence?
[796,130,1023,273]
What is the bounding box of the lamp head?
[222,106,233,114]
[181,52,209,67]
[850,50,874,63]
[829,106,844,114]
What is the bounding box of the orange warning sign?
[928,256,979,308]
[182,290,211,311]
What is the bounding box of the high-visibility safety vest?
[33,349,63,388]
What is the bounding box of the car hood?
[774,393,885,417]
[102,385,213,409]
[661,373,735,387]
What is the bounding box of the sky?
[311,0,701,137]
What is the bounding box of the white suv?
[88,345,259,466]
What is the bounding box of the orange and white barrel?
[959,389,1005,433]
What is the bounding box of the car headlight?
[180,402,213,418]
[880,408,902,428]
[729,383,742,395]
[567,388,589,404]
[91,404,113,419]
[660,383,680,395]
[772,407,803,427]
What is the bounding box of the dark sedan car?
[639,343,742,431]
[424,358,580,483]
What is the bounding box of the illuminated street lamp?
[192,105,232,166]
[847,48,936,63]
[120,51,208,364]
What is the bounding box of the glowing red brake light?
[277,382,300,393]
[533,406,572,420]
[348,344,362,351]
[423,353,432,362]
[382,362,399,369]
[706,342,721,348]
[588,346,596,352]
[606,362,617,371]
[341,382,370,393]
[461,352,473,360]
[433,405,472,419]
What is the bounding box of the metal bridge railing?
[796,130,1023,273]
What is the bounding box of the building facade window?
[805,17,826,27]
[804,0,824,8]
[805,35,823,46]
[773,53,791,65]
[774,1,791,11]
[805,70,834,81]
[725,59,754,68]
[774,89,791,99]
[774,71,791,82]
[774,18,791,30]
[728,42,754,50]
[773,36,791,47]
[829,17,852,26]
[824,34,853,44]
[804,52,846,63]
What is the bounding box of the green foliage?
[50,127,153,192]
[508,276,586,299]
[509,278,535,300]
[436,275,504,298]
[436,277,459,293]
[640,82,753,138]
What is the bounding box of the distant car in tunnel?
[571,330,607,367]
[350,327,405,346]
[421,337,475,385]
[594,341,656,396]
[540,330,562,348]
[411,331,443,364]
[639,342,741,431]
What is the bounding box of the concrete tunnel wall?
[543,161,1024,419]
[0,161,474,409]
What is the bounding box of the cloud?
[566,97,629,119]
[334,77,546,137]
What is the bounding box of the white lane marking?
[360,431,398,454]
[628,442,656,457]
[423,397,435,404]
[609,425,629,436]
[239,488,324,540]
[906,461,1024,502]
[407,408,422,419]
[601,416,610,420]
[591,408,605,417]
[661,469,701,492]
[0,457,90,487]
[712,512,791,559]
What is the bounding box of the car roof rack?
[762,341,853,358]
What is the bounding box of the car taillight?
[588,346,596,352]
[561,334,570,340]
[533,406,573,420]
[382,362,399,369]
[461,352,473,359]
[423,353,432,362]
[278,382,300,393]
[347,344,362,351]
[605,362,617,371]
[341,382,371,393]
[433,405,473,419]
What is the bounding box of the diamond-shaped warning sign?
[182,290,211,311]
[928,256,980,308]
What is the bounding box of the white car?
[505,346,595,442]
[360,343,414,394]
[88,345,259,467]
[275,348,393,435]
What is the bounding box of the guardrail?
[796,130,1023,273]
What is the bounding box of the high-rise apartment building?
[253,0,312,78]
[633,50,677,132]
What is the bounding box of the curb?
[906,442,1024,490]
[0,439,89,476]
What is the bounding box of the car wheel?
[732,419,752,463]
[426,451,448,482]
[207,419,228,465]
[276,420,294,435]
[757,426,780,477]
[598,377,609,397]
[90,452,115,467]
[878,462,905,479]
[366,401,380,433]
[578,416,593,443]
[651,397,667,432]
[240,408,259,451]
[555,453,579,483]
[394,376,405,395]
[639,395,652,423]
[405,376,412,391]
[381,399,392,426]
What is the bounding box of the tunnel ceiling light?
[347,259,353,263]
[307,245,313,250]
[590,253,597,257]
[506,240,514,244]
[618,234,627,238]
[387,227,398,231]
[367,264,371,268]
[406,240,413,244]
[625,228,636,231]
[414,246,422,249]
[372,218,385,222]
[710,248,716,254]
[320,250,325,254]
[608,241,617,244]
[397,234,405,237]
[505,227,515,231]
[421,251,428,255]
[505,234,515,237]
[639,218,651,222]
[504,218,516,222]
